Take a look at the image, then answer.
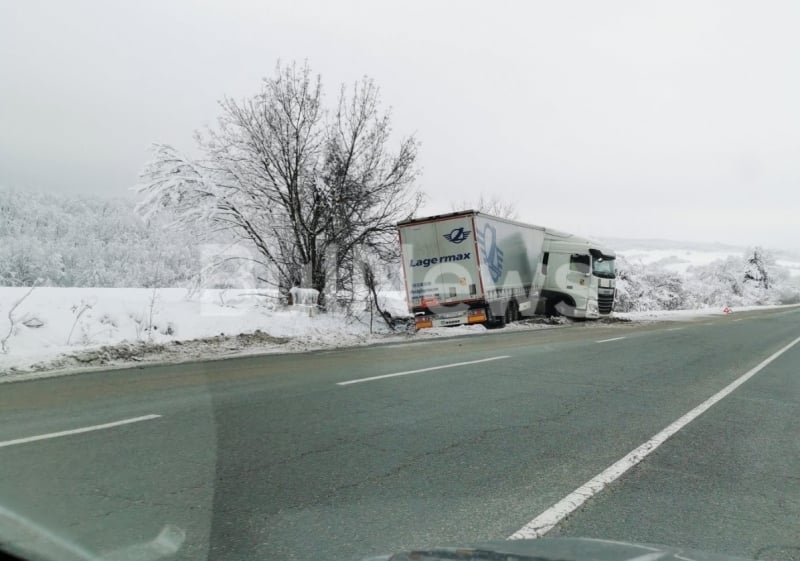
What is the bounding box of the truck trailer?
[397,210,616,329]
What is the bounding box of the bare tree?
[136,62,422,308]
[323,80,422,289]
[451,193,519,220]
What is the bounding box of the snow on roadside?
[614,303,800,322]
[2,287,796,382]
[0,287,576,381]
[0,287,415,377]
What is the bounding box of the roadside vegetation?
[2,60,799,364]
[614,249,800,312]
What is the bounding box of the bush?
[615,250,797,313]
[614,257,687,312]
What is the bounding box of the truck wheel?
[486,307,506,329]
[555,300,577,318]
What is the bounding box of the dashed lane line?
[337,356,511,386]
[0,415,162,448]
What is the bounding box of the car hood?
[366,537,756,561]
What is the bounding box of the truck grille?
[598,292,614,314]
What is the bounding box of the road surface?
[1,308,799,561]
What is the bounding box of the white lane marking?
[0,415,162,449]
[508,334,800,540]
[701,322,714,326]
[595,337,626,343]
[666,327,684,332]
[732,318,744,322]
[337,356,511,386]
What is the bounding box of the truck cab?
[537,231,617,319]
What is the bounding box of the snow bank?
[0,287,562,379]
[614,303,799,322]
[0,288,403,376]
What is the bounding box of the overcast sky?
[1,1,798,249]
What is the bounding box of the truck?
[397,210,617,329]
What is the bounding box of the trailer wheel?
[504,300,520,323]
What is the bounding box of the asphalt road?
[1,308,799,561]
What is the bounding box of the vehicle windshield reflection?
[592,257,616,278]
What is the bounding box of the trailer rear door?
[399,215,483,310]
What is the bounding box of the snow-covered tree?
[744,246,772,289]
[616,247,798,313]
[690,256,748,306]
[0,188,201,287]
[136,61,422,308]
[614,256,687,312]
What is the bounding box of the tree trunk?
[309,241,327,310]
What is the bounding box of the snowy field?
[2,286,790,381]
[0,288,403,376]
[614,243,800,278]
[618,248,743,275]
[776,259,800,278]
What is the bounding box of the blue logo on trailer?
[443,227,470,244]
[477,223,504,282]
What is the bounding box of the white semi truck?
[397,210,617,329]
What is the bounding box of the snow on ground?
[776,259,800,278]
[1,287,795,382]
[0,289,619,380]
[375,290,411,317]
[616,248,742,276]
[0,287,562,380]
[613,241,800,279]
[615,303,799,322]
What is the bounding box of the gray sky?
[1,0,798,249]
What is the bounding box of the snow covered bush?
[687,248,785,307]
[614,256,687,312]
[614,247,798,312]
